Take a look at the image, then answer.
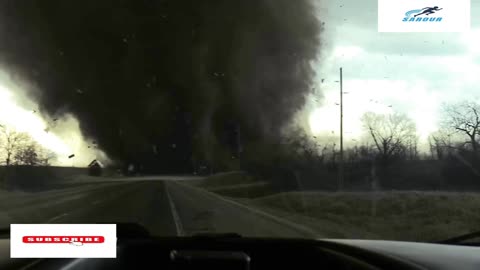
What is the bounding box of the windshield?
[0,0,478,242]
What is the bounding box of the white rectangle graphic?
[378,0,470,32]
[11,224,117,258]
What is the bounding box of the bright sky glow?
[0,85,103,166]
[0,86,71,155]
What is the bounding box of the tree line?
[238,99,480,191]
[316,100,480,165]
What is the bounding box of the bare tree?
[406,135,419,160]
[38,149,57,166]
[441,101,480,154]
[428,130,454,160]
[0,125,30,166]
[0,125,54,166]
[14,143,39,165]
[361,112,417,163]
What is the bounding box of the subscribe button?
[11,224,116,258]
[22,236,105,244]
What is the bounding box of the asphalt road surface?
[0,177,315,238]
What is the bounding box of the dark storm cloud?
[0,0,322,171]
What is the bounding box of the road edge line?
[46,213,69,223]
[170,182,317,237]
[165,183,184,236]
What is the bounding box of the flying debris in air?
[7,0,323,172]
[68,154,75,159]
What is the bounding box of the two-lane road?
[1,177,315,238]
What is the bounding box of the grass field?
[196,173,480,242]
[194,171,257,187]
[192,171,275,198]
[235,191,480,242]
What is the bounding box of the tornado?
[0,0,322,173]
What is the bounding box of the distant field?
[0,166,88,191]
[234,191,480,242]
[195,173,480,242]
[194,171,256,187]
[192,171,275,198]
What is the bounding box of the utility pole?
[339,67,344,191]
[235,123,242,170]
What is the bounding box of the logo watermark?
[403,6,443,22]
[378,0,470,32]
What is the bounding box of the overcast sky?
[308,0,480,147]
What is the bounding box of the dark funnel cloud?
[0,0,321,173]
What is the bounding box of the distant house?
[88,159,103,176]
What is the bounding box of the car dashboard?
[1,233,480,270]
